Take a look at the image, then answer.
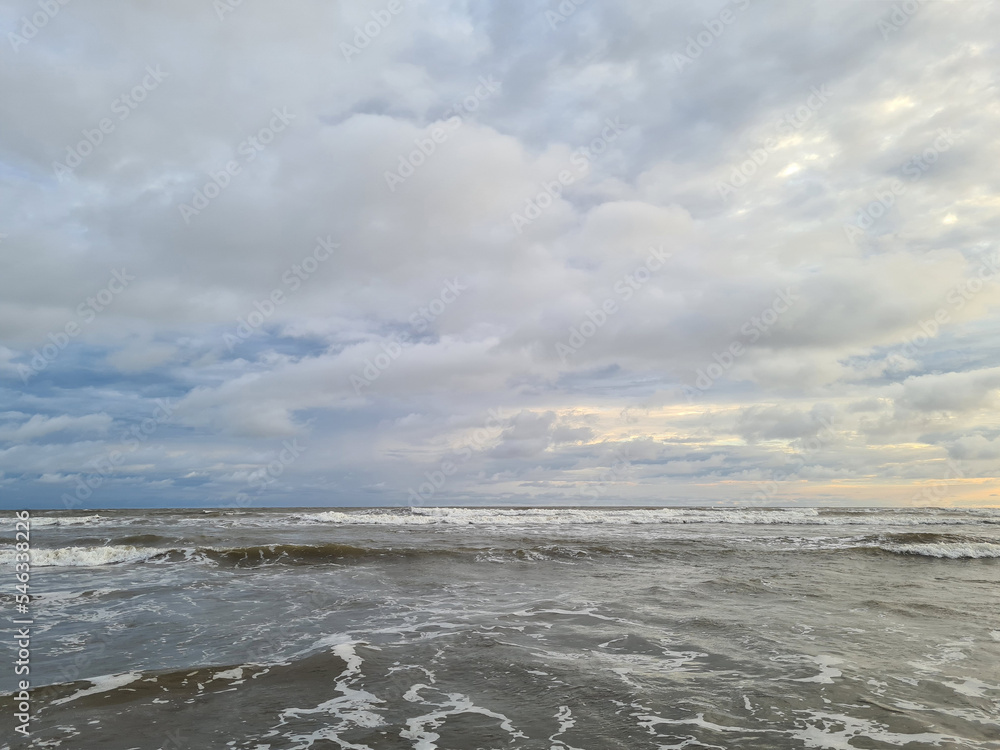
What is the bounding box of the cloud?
[0,413,114,443]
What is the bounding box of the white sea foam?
[51,671,143,706]
[11,507,998,533]
[285,506,1000,528]
[790,710,966,749]
[278,639,385,749]
[0,545,181,568]
[29,515,105,527]
[879,542,1000,559]
[791,655,844,684]
[941,677,1000,699]
[548,705,583,750]
[306,507,825,526]
[212,667,244,681]
[400,685,527,750]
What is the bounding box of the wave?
[208,543,382,566]
[0,545,187,568]
[9,535,998,570]
[292,506,1000,528]
[28,514,106,527]
[836,532,1000,559]
[9,507,1000,532]
[877,542,1000,559]
[0,542,466,569]
[0,538,654,569]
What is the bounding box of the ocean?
[2,506,999,749]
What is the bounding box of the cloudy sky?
[1,0,998,509]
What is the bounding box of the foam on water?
[548,705,585,750]
[790,655,844,684]
[790,710,967,749]
[879,541,1000,558]
[29,515,105,527]
[12,506,999,749]
[11,536,997,572]
[291,506,1000,528]
[278,639,385,748]
[400,685,528,750]
[306,507,831,526]
[51,672,143,706]
[0,545,182,567]
[13,506,1000,535]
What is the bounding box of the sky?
[1,0,998,509]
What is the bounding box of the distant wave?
[12,506,1000,532]
[28,514,106,527]
[292,506,1000,528]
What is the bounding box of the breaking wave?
[292,506,1000,527]
[877,542,1000,559]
